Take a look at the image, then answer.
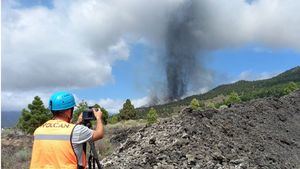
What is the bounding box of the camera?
[82,106,98,121]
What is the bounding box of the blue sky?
[209,45,300,83]
[2,0,300,113]
[71,42,154,100]
[71,43,300,101]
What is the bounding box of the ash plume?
[165,1,200,101]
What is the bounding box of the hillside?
[136,66,300,118]
[103,90,300,168]
[184,66,300,103]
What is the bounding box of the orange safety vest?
[30,120,87,169]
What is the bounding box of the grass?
[2,147,31,169]
[106,119,147,129]
[96,137,114,157]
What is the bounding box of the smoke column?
[165,1,199,101]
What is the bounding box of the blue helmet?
[49,91,76,111]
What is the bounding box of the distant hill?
[136,66,300,118]
[1,111,22,128]
[181,66,300,104]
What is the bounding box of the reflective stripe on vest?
[34,134,70,140]
[30,120,87,169]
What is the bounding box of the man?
[30,91,104,169]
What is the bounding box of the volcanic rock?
[102,90,300,169]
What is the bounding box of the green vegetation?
[15,148,30,162]
[219,105,228,110]
[72,102,109,125]
[96,137,114,157]
[93,104,109,125]
[15,67,300,129]
[2,145,31,169]
[284,82,299,95]
[225,92,241,106]
[190,98,200,110]
[119,99,136,120]
[136,66,300,118]
[206,102,217,109]
[147,108,158,124]
[100,107,109,125]
[17,96,51,134]
[108,114,119,124]
[189,98,206,110]
[184,66,300,104]
[72,101,88,122]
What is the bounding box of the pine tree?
[17,96,51,134]
[147,108,158,124]
[119,99,136,120]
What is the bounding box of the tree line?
[17,82,299,134]
[17,98,158,134]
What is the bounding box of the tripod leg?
[93,158,96,168]
[89,141,102,169]
[88,149,93,169]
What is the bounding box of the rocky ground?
[1,129,33,168]
[102,91,300,169]
[1,120,146,168]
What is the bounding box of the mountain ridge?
[136,66,300,118]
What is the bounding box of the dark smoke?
[165,1,199,101]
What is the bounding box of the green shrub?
[108,115,119,124]
[225,92,241,106]
[190,98,204,110]
[15,148,30,162]
[206,102,216,109]
[190,98,199,110]
[284,82,299,95]
[147,108,158,124]
[219,105,228,110]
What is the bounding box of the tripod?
[83,121,102,169]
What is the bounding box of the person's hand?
[93,108,103,120]
[76,112,83,124]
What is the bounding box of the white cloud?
[132,96,151,108]
[2,0,300,111]
[233,70,279,82]
[4,0,299,91]
[87,98,123,115]
[1,91,51,111]
[189,0,300,50]
[2,2,128,91]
